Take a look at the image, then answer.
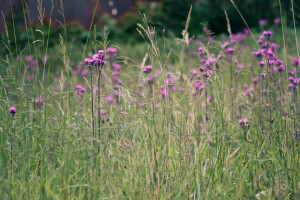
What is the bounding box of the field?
[0,5,300,200]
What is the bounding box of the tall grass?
[0,1,299,199]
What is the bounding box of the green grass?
[0,5,300,199]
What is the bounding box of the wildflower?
[75,85,86,96]
[259,19,267,26]
[263,31,272,40]
[35,96,45,109]
[81,69,88,76]
[142,65,152,74]
[238,118,249,127]
[112,63,121,70]
[274,18,280,24]
[244,88,254,96]
[4,83,9,88]
[147,74,157,85]
[278,65,285,72]
[100,110,107,115]
[10,107,16,116]
[190,69,197,75]
[266,104,270,109]
[178,87,184,92]
[106,96,116,104]
[198,46,205,57]
[225,48,234,57]
[207,96,212,102]
[198,66,205,72]
[42,56,49,63]
[252,77,259,84]
[291,58,299,66]
[244,84,248,89]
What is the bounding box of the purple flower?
[100,110,107,115]
[81,69,88,76]
[42,56,49,63]
[259,19,267,26]
[274,18,280,24]
[238,118,249,127]
[190,69,197,75]
[35,96,45,109]
[75,85,86,96]
[244,88,254,96]
[112,63,121,70]
[225,48,234,56]
[263,31,272,40]
[198,66,205,72]
[142,65,152,74]
[278,65,285,72]
[10,107,16,115]
[207,96,212,102]
[291,58,299,66]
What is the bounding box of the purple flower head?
[10,107,16,115]
[221,42,230,49]
[190,69,197,75]
[288,83,294,89]
[112,71,120,76]
[244,88,254,96]
[263,31,272,40]
[291,58,299,66]
[259,61,265,67]
[225,48,234,56]
[42,56,49,63]
[142,65,152,74]
[274,18,280,24]
[178,87,184,92]
[198,46,205,57]
[106,96,116,104]
[81,69,88,76]
[259,19,267,26]
[75,85,86,96]
[147,74,157,85]
[266,104,270,109]
[244,84,248,89]
[278,65,285,72]
[35,96,45,109]
[238,118,249,127]
[4,83,9,88]
[113,77,123,85]
[26,56,33,62]
[198,66,205,72]
[100,110,107,115]
[207,96,212,102]
[112,63,121,70]
[107,47,117,57]
[98,50,105,58]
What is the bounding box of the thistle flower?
[42,56,49,63]
[75,85,86,96]
[274,18,280,24]
[244,88,254,96]
[291,58,299,66]
[112,63,121,70]
[238,118,249,128]
[259,19,267,26]
[278,65,285,72]
[142,65,152,74]
[100,110,107,115]
[263,31,272,40]
[35,96,45,109]
[81,69,88,76]
[10,107,16,116]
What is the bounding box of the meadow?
[0,4,300,200]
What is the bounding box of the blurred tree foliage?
[117,0,299,39]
